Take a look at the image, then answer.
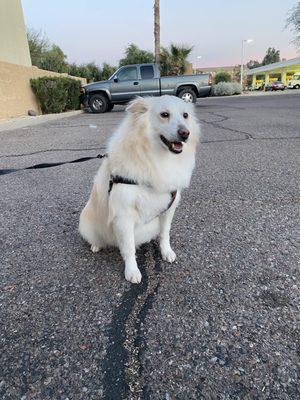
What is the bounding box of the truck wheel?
[295,84,300,89]
[107,103,114,112]
[178,88,197,103]
[89,94,109,113]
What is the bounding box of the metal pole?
[240,40,244,87]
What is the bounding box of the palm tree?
[154,0,160,72]
[160,44,193,76]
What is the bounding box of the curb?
[0,110,84,133]
[199,89,300,101]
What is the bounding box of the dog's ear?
[126,97,149,114]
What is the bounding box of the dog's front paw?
[125,265,142,284]
[161,247,176,263]
[91,244,101,253]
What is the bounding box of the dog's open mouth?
[160,135,184,154]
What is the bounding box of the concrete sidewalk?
[0,110,83,132]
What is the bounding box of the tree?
[27,27,105,81]
[40,44,68,73]
[214,71,232,84]
[261,47,280,66]
[27,28,68,73]
[232,65,241,82]
[27,28,49,67]
[102,63,116,80]
[154,0,160,71]
[84,62,102,81]
[68,62,102,82]
[119,43,154,66]
[286,1,300,49]
[160,44,193,76]
[247,60,261,69]
[68,63,80,77]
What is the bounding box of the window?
[118,67,138,81]
[140,65,154,79]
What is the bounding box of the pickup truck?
[80,63,212,113]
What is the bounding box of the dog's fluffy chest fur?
[109,183,175,224]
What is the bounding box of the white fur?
[79,95,200,283]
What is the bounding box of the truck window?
[118,67,138,81]
[140,65,154,79]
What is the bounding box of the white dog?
[79,95,200,283]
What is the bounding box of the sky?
[21,0,299,68]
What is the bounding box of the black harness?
[108,175,137,193]
[108,175,177,212]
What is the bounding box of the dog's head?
[126,95,199,154]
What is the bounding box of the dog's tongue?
[171,142,183,152]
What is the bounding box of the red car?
[265,81,285,91]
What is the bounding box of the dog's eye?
[183,112,188,119]
[160,112,169,118]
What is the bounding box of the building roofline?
[247,57,300,75]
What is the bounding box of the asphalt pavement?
[0,93,299,400]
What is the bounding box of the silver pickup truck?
[81,63,212,113]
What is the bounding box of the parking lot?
[1,93,299,399]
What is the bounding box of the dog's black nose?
[178,127,190,140]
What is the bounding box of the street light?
[194,55,202,74]
[240,39,253,87]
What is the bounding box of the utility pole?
[240,39,253,87]
[154,0,160,72]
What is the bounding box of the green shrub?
[65,78,81,110]
[30,77,81,114]
[212,82,242,96]
[231,82,243,95]
[214,71,232,84]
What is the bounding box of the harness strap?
[108,175,137,193]
[168,190,177,211]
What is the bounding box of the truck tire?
[89,93,109,113]
[295,84,300,89]
[107,103,114,112]
[177,88,197,103]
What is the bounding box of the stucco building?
[0,0,85,120]
[0,0,32,66]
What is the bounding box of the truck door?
[110,66,140,102]
[139,65,160,97]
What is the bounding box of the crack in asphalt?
[102,241,162,400]
[197,103,246,111]
[199,111,254,140]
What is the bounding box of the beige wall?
[0,0,32,66]
[0,60,86,120]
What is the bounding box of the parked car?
[287,73,300,89]
[80,63,212,113]
[265,81,285,91]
